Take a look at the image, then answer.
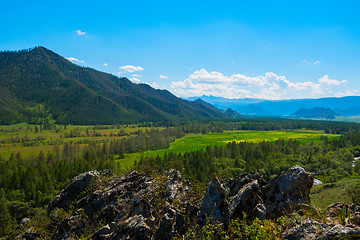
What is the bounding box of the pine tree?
[0,197,11,235]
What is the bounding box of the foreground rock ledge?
[16,165,360,239]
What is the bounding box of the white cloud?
[159,74,168,79]
[318,75,346,86]
[119,65,144,73]
[76,30,87,36]
[148,82,166,89]
[66,57,85,63]
[301,60,309,64]
[132,74,142,77]
[314,60,320,64]
[170,68,354,100]
[129,78,140,83]
[104,63,108,66]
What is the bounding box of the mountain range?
[187,95,360,118]
[0,47,229,125]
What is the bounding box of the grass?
[120,130,340,166]
[0,123,163,159]
[310,176,360,209]
[0,124,340,172]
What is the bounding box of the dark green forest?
[0,47,228,125]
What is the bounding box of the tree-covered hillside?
[0,47,228,125]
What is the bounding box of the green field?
[0,123,163,159]
[310,176,360,209]
[119,130,340,167]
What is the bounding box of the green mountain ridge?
[0,47,229,124]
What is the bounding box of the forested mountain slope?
[0,47,228,124]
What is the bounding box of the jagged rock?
[224,172,260,197]
[111,215,151,240]
[283,219,360,240]
[230,179,260,218]
[13,226,41,240]
[48,166,316,239]
[326,202,360,225]
[264,165,314,219]
[283,219,326,240]
[95,225,112,236]
[320,224,360,239]
[254,203,267,220]
[154,211,175,239]
[198,177,229,225]
[48,170,100,211]
[165,169,191,201]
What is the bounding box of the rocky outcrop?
[164,169,191,201]
[198,177,229,225]
[227,165,314,220]
[46,169,196,240]
[263,165,314,218]
[283,219,360,239]
[48,170,100,211]
[43,166,319,239]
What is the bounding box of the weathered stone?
[254,203,267,220]
[95,225,112,236]
[230,179,259,218]
[47,166,318,239]
[165,169,191,201]
[283,219,325,240]
[113,215,151,240]
[264,165,314,219]
[198,177,229,225]
[48,170,100,211]
[154,212,175,240]
[224,172,260,197]
[319,224,360,239]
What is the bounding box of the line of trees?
[136,131,360,183]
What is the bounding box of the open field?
[310,176,360,209]
[0,123,163,159]
[120,130,340,167]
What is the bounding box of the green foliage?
[137,132,358,183]
[0,197,12,236]
[348,184,360,205]
[174,216,288,240]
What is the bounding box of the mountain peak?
[0,47,229,124]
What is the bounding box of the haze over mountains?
[0,47,229,125]
[188,95,360,119]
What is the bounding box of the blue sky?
[1,0,360,100]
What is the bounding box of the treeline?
[142,118,360,134]
[136,131,360,183]
[0,127,184,205]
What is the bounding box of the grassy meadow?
[310,176,360,209]
[0,123,341,170]
[0,123,163,160]
[121,130,340,167]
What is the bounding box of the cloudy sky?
[1,0,360,100]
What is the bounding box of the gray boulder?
[48,170,100,211]
[230,179,260,218]
[198,177,229,225]
[264,165,314,219]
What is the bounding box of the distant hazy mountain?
[0,47,228,124]
[291,107,339,119]
[189,96,360,117]
[187,95,265,110]
[224,108,243,118]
